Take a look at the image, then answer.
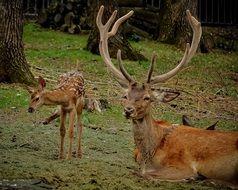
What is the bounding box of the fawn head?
[27,76,46,113]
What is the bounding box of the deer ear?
[38,76,46,91]
[152,88,180,103]
[93,100,102,113]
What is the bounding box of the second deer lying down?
[28,71,85,159]
[97,6,238,186]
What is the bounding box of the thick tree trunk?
[158,0,198,48]
[0,0,35,84]
[86,0,146,61]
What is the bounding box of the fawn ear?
[38,76,46,91]
[26,86,34,94]
[152,88,180,103]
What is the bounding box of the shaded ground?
[0,23,237,190]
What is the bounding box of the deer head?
[97,6,202,120]
[27,76,46,113]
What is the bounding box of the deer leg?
[143,166,197,182]
[66,109,76,160]
[59,109,66,159]
[76,106,83,158]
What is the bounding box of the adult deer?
[97,5,238,186]
[28,71,85,159]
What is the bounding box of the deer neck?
[132,112,164,164]
[42,90,71,106]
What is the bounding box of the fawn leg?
[66,109,76,159]
[76,106,83,158]
[43,108,60,125]
[59,109,66,159]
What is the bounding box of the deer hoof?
[42,121,48,125]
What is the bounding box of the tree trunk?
[86,0,146,61]
[0,0,35,84]
[158,0,198,48]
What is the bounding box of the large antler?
[148,10,202,85]
[96,5,134,86]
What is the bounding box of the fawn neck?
[132,111,164,164]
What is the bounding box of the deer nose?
[124,106,135,116]
[28,107,34,113]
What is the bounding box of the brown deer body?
[131,102,238,183]
[97,5,238,186]
[28,71,85,159]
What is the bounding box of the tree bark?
[86,0,146,61]
[158,0,198,48]
[0,0,35,84]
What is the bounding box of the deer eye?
[35,97,39,101]
[143,96,150,101]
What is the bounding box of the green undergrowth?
[0,23,237,190]
[0,84,29,109]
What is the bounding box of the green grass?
[0,85,29,109]
[0,23,237,189]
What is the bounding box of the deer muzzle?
[124,106,135,119]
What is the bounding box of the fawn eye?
[35,97,39,101]
[122,95,128,99]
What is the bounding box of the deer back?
[57,71,85,97]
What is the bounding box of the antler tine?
[96,5,104,29]
[96,6,117,32]
[186,10,202,61]
[150,10,202,85]
[109,11,134,38]
[117,50,134,83]
[96,5,134,86]
[147,52,157,83]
